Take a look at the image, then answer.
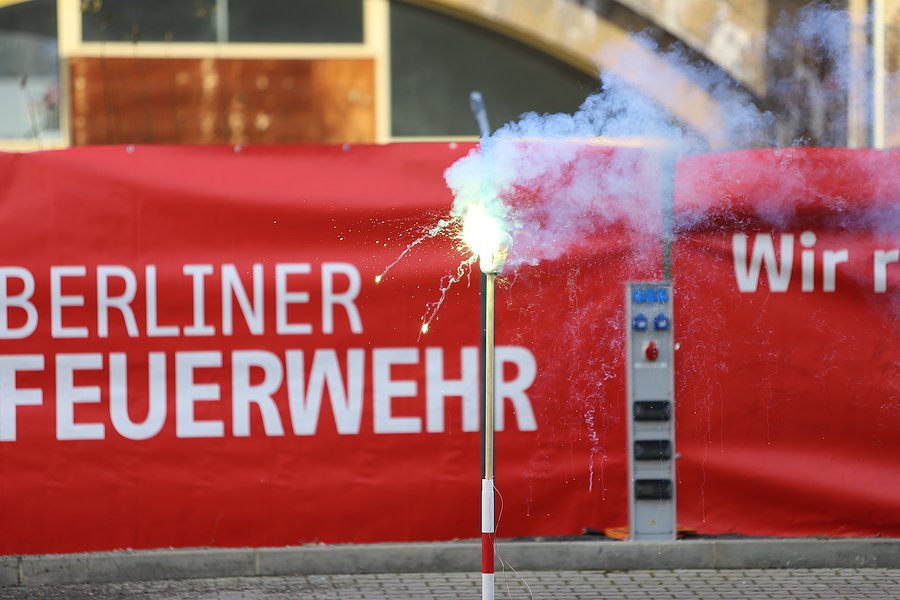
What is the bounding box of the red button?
[644,340,659,362]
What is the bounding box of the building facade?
[0,0,897,151]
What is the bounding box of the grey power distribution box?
[626,282,676,541]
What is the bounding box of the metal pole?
[469,90,495,600]
[484,272,496,478]
[470,91,492,141]
[215,0,229,43]
[847,0,869,147]
[660,149,676,281]
[872,0,886,148]
[481,272,496,600]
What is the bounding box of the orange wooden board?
[69,57,376,145]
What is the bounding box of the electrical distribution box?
[626,281,676,541]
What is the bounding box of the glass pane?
[228,0,363,43]
[82,0,217,42]
[390,1,599,137]
[0,0,60,140]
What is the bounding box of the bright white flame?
[421,322,429,334]
[461,203,507,273]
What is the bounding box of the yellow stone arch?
[402,0,744,148]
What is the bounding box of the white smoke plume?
[444,2,895,270]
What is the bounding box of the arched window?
[390,1,599,137]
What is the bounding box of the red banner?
[672,148,900,537]
[0,144,896,554]
[0,144,663,553]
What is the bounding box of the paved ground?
[3,568,900,600]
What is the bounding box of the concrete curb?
[2,538,898,587]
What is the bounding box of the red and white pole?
[482,271,496,600]
[468,91,500,600]
[482,478,495,597]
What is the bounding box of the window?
[82,0,216,42]
[390,1,599,137]
[228,0,363,43]
[82,0,364,43]
[0,0,60,141]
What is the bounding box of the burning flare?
[461,203,509,273]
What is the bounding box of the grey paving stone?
[88,549,258,583]
[3,568,900,600]
[18,554,89,586]
[0,559,17,587]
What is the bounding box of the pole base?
[482,572,494,600]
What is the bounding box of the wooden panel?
[69,57,375,145]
